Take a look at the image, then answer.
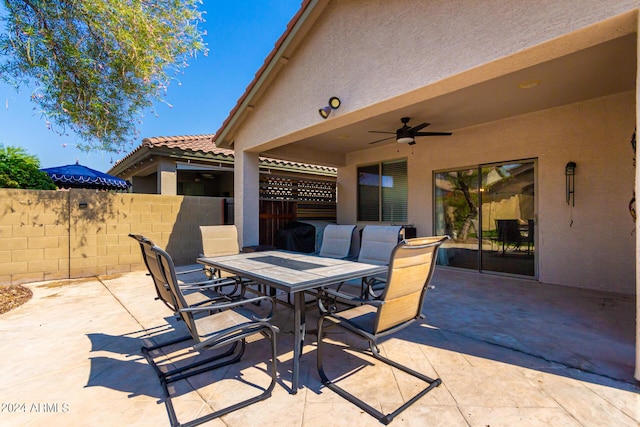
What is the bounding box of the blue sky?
[0,0,300,172]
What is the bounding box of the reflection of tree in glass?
[443,170,479,242]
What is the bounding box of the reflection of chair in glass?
[495,219,528,255]
[525,219,534,254]
[142,244,279,427]
[316,236,449,425]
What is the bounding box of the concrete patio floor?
[0,266,638,426]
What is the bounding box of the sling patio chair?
[338,225,402,298]
[199,225,241,278]
[318,224,356,259]
[142,243,279,427]
[129,234,240,313]
[316,236,449,425]
[288,224,357,305]
[199,225,254,295]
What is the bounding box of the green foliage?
[0,144,56,189]
[442,170,479,233]
[0,0,207,152]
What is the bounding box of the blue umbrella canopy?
[41,162,130,190]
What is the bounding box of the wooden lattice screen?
[259,175,336,203]
[258,175,337,245]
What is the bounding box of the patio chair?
[142,243,279,427]
[199,225,241,278]
[129,234,239,313]
[339,225,401,298]
[199,224,256,296]
[316,236,449,425]
[292,223,357,304]
[318,224,356,259]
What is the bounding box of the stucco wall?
[132,174,157,194]
[338,92,635,294]
[224,0,637,294]
[237,0,638,154]
[0,189,225,285]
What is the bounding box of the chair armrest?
[193,319,279,351]
[176,267,205,276]
[321,288,370,303]
[318,287,383,313]
[178,277,237,290]
[180,295,277,321]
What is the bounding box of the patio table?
[197,250,387,394]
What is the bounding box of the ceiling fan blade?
[368,136,395,144]
[368,130,396,134]
[414,131,453,136]
[408,122,430,132]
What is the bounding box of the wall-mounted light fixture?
[319,97,341,119]
[565,161,576,206]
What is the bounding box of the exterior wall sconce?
[319,97,341,119]
[565,161,576,206]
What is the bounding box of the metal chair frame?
[141,243,279,427]
[129,233,243,313]
[316,236,449,424]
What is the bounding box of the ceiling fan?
[368,117,452,145]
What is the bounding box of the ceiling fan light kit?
[368,116,452,145]
[397,136,415,144]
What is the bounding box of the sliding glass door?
[434,160,536,277]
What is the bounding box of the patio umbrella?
[41,162,131,191]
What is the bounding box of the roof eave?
[213,0,328,149]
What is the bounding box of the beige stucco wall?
[131,173,157,194]
[224,0,638,294]
[338,92,635,294]
[0,189,225,285]
[235,0,638,157]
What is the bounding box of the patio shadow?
[421,269,637,388]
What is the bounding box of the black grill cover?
[275,221,316,253]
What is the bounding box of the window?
[433,159,536,277]
[357,159,407,222]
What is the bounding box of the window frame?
[357,158,408,222]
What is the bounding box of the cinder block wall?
[0,189,225,285]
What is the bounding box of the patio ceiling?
[263,33,636,160]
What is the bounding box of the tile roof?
[112,134,229,168]
[111,134,336,176]
[145,134,229,155]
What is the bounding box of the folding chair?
[316,236,450,425]
[142,243,279,427]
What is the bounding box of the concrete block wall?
[0,189,226,285]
